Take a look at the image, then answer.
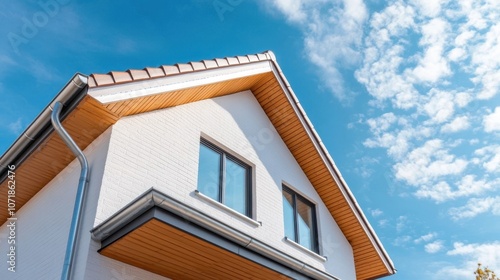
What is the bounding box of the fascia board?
[88,61,273,104]
[268,62,395,273]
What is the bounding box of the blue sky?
[1,1,500,279]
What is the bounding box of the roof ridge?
[88,51,275,88]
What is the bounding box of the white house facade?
[0,51,395,280]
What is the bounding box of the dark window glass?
[282,185,318,253]
[197,140,251,217]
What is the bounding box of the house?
[0,51,395,280]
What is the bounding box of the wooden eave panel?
[100,219,290,280]
[0,96,117,224]
[101,73,270,118]
[252,75,391,279]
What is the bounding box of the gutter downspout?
[51,101,90,280]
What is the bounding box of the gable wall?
[94,90,356,279]
[0,128,112,280]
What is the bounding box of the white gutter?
[0,74,88,183]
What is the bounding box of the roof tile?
[190,61,206,71]
[110,71,133,83]
[128,69,150,81]
[215,58,229,67]
[145,67,165,78]
[247,55,259,62]
[236,56,250,64]
[90,51,274,88]
[91,74,115,86]
[176,63,194,73]
[226,57,239,65]
[202,60,218,69]
[162,65,180,76]
[87,76,97,87]
[256,53,267,61]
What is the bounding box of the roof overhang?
[92,188,338,280]
[0,51,395,279]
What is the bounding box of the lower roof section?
[92,189,339,280]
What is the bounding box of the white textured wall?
[94,90,356,280]
[0,128,112,280]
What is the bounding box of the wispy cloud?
[449,196,500,220]
[414,232,437,244]
[263,0,368,101]
[370,208,383,217]
[425,240,444,254]
[434,242,500,279]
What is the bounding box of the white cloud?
[471,23,500,99]
[411,18,451,84]
[473,145,500,173]
[268,0,500,218]
[449,196,500,220]
[268,0,308,23]
[355,1,419,109]
[483,107,500,132]
[441,115,470,133]
[435,242,500,279]
[448,47,466,62]
[425,240,444,253]
[378,219,388,227]
[366,112,397,134]
[416,175,496,202]
[370,208,383,217]
[415,232,437,244]
[394,139,468,186]
[410,0,448,17]
[265,0,368,100]
[396,215,407,232]
[393,235,412,246]
[423,90,455,123]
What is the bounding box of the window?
[197,139,252,217]
[282,185,318,253]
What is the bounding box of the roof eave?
[265,56,396,276]
[0,74,88,184]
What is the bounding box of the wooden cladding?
[100,219,290,280]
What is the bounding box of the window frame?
[197,138,252,217]
[282,184,319,254]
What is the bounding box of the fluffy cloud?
[394,139,468,186]
[441,115,470,133]
[425,240,444,254]
[449,196,500,220]
[474,145,500,173]
[434,242,500,279]
[264,0,368,100]
[483,107,500,132]
[268,0,500,217]
[357,0,500,212]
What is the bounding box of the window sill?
[194,190,261,228]
[284,237,327,262]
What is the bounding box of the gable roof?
[0,51,395,279]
